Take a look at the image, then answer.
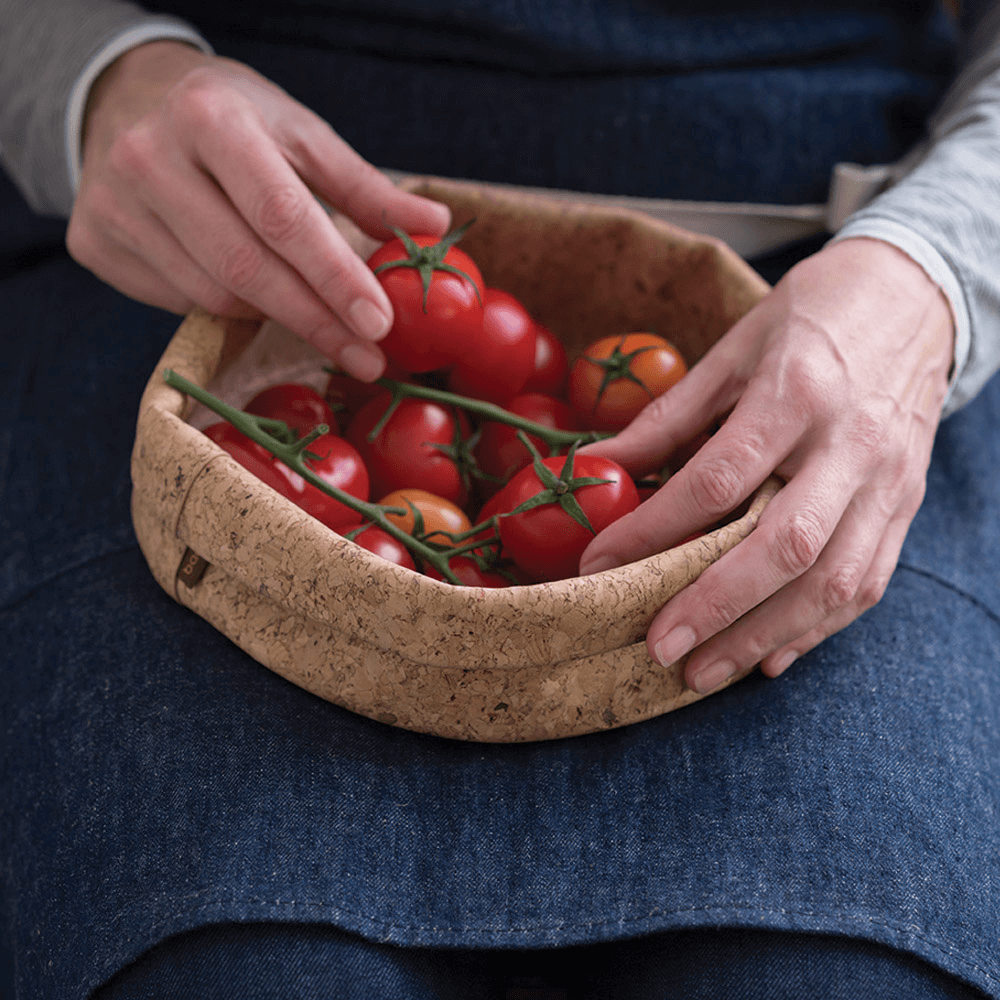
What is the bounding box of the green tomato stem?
[375,378,611,452]
[163,368,462,584]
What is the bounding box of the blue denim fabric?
[91,923,989,999]
[1,177,998,1000]
[143,0,956,204]
[2,5,999,997]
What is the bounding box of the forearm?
[0,0,209,216]
[834,3,1000,416]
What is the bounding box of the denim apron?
[3,3,999,997]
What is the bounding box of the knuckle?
[312,257,356,302]
[633,390,676,431]
[857,571,891,612]
[699,587,745,634]
[254,184,309,243]
[778,348,840,416]
[817,562,862,615]
[687,455,746,515]
[215,241,265,292]
[770,509,826,577]
[106,125,157,181]
[169,69,232,130]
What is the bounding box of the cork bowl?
[130,176,777,742]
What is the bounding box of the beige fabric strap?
[382,161,892,259]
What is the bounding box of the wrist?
[817,235,956,380]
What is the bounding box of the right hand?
[67,40,450,381]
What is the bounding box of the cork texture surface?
[130,176,777,741]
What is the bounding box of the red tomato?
[243,383,336,436]
[324,360,410,432]
[569,333,687,431]
[202,422,288,493]
[347,391,471,505]
[523,322,569,395]
[474,392,579,485]
[271,431,370,533]
[349,524,416,570]
[447,288,536,405]
[494,452,640,582]
[426,556,510,588]
[206,421,369,531]
[368,230,485,373]
[377,488,471,546]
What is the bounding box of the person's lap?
[2,181,998,1000]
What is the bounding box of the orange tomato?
[378,488,472,546]
[568,332,687,431]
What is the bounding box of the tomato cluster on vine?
[200,222,696,586]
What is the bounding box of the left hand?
[578,237,955,693]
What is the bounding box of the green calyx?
[587,337,658,409]
[372,219,482,312]
[506,434,612,534]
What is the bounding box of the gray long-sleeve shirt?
[2,0,1000,417]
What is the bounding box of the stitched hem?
[81,895,1000,1000]
[896,561,1000,628]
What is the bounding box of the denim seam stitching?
[97,895,1000,992]
[896,560,1000,628]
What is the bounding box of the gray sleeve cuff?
[829,220,972,418]
[65,21,213,201]
[826,9,1000,418]
[0,0,210,217]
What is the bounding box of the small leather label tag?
[176,547,210,588]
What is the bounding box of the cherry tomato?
[368,229,485,373]
[324,360,410,432]
[346,391,472,505]
[523,322,569,396]
[447,287,536,405]
[348,524,416,570]
[243,383,336,437]
[494,452,640,582]
[202,422,288,493]
[271,431,370,533]
[378,488,471,546]
[426,556,510,588]
[569,333,687,431]
[474,392,579,485]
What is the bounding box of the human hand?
[66,41,450,380]
[578,237,955,693]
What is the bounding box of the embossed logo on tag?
[176,547,209,587]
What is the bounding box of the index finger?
[580,385,801,574]
[198,119,402,344]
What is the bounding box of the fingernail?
[652,626,696,667]
[338,343,385,382]
[690,659,737,694]
[348,298,391,341]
